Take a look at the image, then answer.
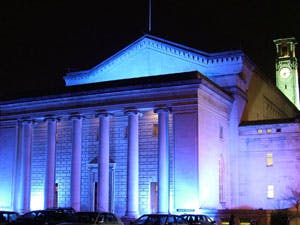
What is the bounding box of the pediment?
[64,34,244,86]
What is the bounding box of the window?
[150,182,158,213]
[267,153,273,166]
[281,45,288,57]
[153,124,158,137]
[266,129,272,134]
[219,126,223,139]
[267,185,274,198]
[257,129,263,134]
[94,182,98,211]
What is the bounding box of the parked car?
[132,214,188,225]
[0,211,19,225]
[182,214,215,225]
[57,211,124,225]
[16,209,75,225]
[46,208,76,215]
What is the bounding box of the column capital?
[44,115,59,122]
[125,108,143,117]
[95,110,112,118]
[69,113,84,121]
[154,105,171,114]
[19,118,33,125]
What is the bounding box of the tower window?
[281,46,288,57]
[285,84,287,89]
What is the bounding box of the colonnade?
[15,107,170,216]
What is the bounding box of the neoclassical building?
[0,35,300,218]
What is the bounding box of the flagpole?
[148,0,152,33]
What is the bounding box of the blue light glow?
[0,127,16,211]
[30,191,45,210]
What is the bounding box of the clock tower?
[274,37,300,109]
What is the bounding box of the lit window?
[257,129,263,134]
[153,124,158,137]
[266,129,272,134]
[267,185,274,198]
[266,153,273,166]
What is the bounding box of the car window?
[167,215,175,224]
[136,215,149,225]
[9,213,18,221]
[158,215,167,225]
[22,212,36,219]
[207,217,214,223]
[148,216,158,225]
[175,216,187,225]
[199,216,205,222]
[105,213,117,223]
[0,213,7,222]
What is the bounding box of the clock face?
[280,67,291,78]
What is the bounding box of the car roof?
[182,214,207,216]
[0,211,18,213]
[139,214,182,217]
[76,211,114,214]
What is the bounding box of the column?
[44,117,57,209]
[125,109,141,217]
[96,112,110,211]
[70,115,83,211]
[15,120,33,214]
[155,107,170,213]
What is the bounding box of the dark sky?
[1,0,300,97]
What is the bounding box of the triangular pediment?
[64,34,244,86]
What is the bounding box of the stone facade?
[0,35,300,221]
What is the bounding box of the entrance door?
[90,162,116,212]
[150,182,158,213]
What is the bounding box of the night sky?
[1,0,300,97]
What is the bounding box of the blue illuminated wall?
[239,123,300,209]
[0,126,16,211]
[1,34,300,217]
[30,122,47,210]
